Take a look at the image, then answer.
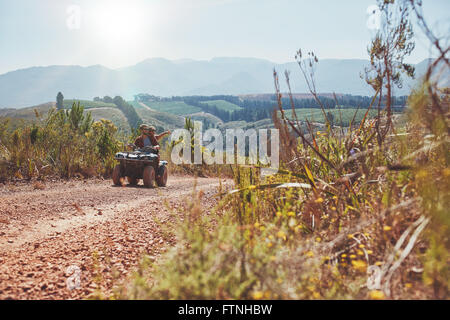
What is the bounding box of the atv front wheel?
[156,166,168,187]
[143,166,155,188]
[112,164,122,186]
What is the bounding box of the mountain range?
[0,57,446,108]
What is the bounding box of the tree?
[365,0,415,145]
[111,95,143,129]
[56,92,64,110]
[103,96,113,103]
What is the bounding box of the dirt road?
[0,176,231,299]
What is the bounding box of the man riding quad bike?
[112,124,171,188]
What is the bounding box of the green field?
[201,100,242,111]
[129,101,185,129]
[282,107,385,126]
[217,118,274,131]
[63,100,117,109]
[137,101,201,115]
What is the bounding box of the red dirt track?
[0,176,231,299]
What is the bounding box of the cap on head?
[140,124,155,132]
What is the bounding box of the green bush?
[0,102,123,180]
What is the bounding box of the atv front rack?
[115,152,158,161]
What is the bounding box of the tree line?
[136,93,408,123]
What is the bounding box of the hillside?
[88,107,131,132]
[1,94,403,137]
[189,112,224,127]
[200,100,242,111]
[136,101,201,116]
[129,101,185,130]
[63,99,117,109]
[0,102,56,120]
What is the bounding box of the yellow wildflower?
[252,291,264,300]
[367,250,373,255]
[443,168,450,178]
[350,254,357,259]
[359,244,365,248]
[276,211,282,217]
[306,251,314,258]
[307,285,315,292]
[383,226,392,231]
[351,260,367,272]
[287,211,296,217]
[254,222,260,228]
[369,290,385,300]
[405,283,412,289]
[315,197,324,203]
[276,231,286,240]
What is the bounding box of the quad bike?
[112,146,168,188]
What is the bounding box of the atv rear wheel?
[127,176,138,185]
[156,166,168,187]
[112,164,122,186]
[143,166,155,188]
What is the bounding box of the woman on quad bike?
[134,124,171,155]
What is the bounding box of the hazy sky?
[0,0,448,74]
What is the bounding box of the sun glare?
[91,4,146,47]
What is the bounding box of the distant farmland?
[200,100,242,111]
[137,101,201,115]
[129,101,185,129]
[282,107,388,126]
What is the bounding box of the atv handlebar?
[126,144,159,153]
[139,146,159,153]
